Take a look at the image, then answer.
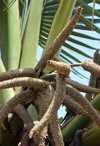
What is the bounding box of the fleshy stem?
[51,83,100,118]
[29,74,66,139]
[63,95,90,118]
[0,68,36,81]
[0,90,37,125]
[46,85,64,146]
[34,90,49,145]
[65,84,100,127]
[0,77,48,90]
[85,49,99,101]
[14,104,34,131]
[50,115,64,146]
[65,78,100,94]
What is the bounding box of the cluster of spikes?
[1,5,100,146]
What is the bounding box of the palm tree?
[0,0,100,145]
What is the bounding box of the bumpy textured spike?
[65,84,100,127]
[14,104,34,131]
[0,68,36,81]
[33,91,49,145]
[37,90,50,120]
[35,5,82,72]
[0,90,36,125]
[52,83,100,118]
[0,77,48,90]
[29,74,66,139]
[82,60,100,77]
[50,115,64,146]
[47,60,71,75]
[35,86,64,146]
[63,95,89,118]
[66,78,100,94]
[45,86,64,146]
[34,86,64,146]
[85,49,99,101]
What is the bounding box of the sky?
[36,3,100,119]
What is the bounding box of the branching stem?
[29,74,66,139]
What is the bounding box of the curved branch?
[29,74,66,139]
[50,115,64,146]
[85,49,99,101]
[45,85,64,146]
[62,95,90,118]
[66,78,100,94]
[0,90,37,125]
[0,68,36,81]
[0,77,48,90]
[65,84,100,127]
[14,104,34,131]
[33,90,49,145]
